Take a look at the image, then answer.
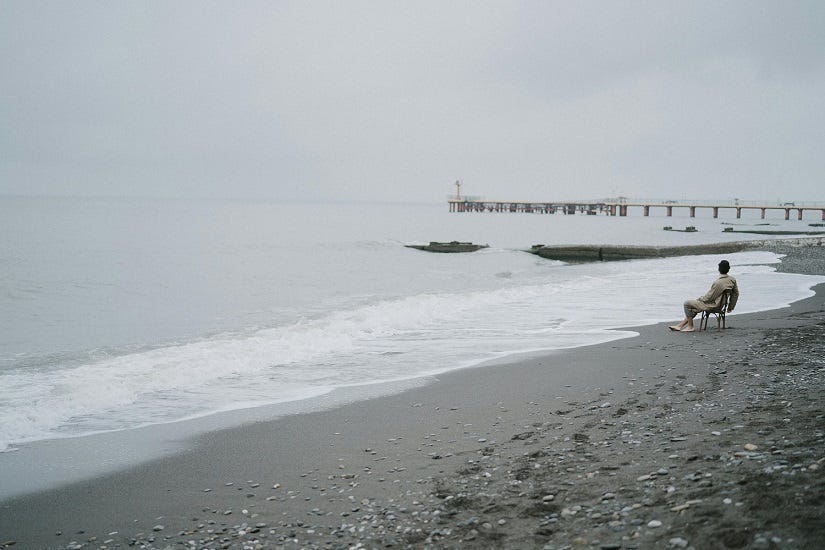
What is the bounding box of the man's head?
[718,260,730,274]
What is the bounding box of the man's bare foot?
[681,327,695,332]
[668,326,681,331]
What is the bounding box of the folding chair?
[699,289,732,331]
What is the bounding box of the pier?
[448,198,825,220]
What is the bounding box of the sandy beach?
[1,243,824,550]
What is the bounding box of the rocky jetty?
[406,241,489,253]
[529,237,825,262]
[722,229,825,236]
[528,242,748,262]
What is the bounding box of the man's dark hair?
[718,260,730,274]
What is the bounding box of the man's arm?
[727,280,739,312]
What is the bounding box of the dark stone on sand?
[720,528,752,548]
[524,501,560,517]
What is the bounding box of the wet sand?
[1,245,824,549]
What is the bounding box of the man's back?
[700,274,738,310]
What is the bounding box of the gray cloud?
[1,1,823,203]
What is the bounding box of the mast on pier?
[454,180,462,201]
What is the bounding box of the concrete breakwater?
[528,236,825,262]
[722,229,825,236]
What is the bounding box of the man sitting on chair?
[669,259,739,332]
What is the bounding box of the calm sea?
[1,196,823,452]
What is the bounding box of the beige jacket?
[697,274,739,311]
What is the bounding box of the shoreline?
[1,243,823,549]
[0,375,438,502]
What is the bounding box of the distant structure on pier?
[448,196,825,221]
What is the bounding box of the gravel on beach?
[2,241,823,550]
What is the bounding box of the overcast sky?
[1,1,823,203]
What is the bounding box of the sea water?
[1,196,823,453]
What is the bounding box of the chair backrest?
[718,289,732,313]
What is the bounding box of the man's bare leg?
[669,319,688,331]
[681,318,696,332]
